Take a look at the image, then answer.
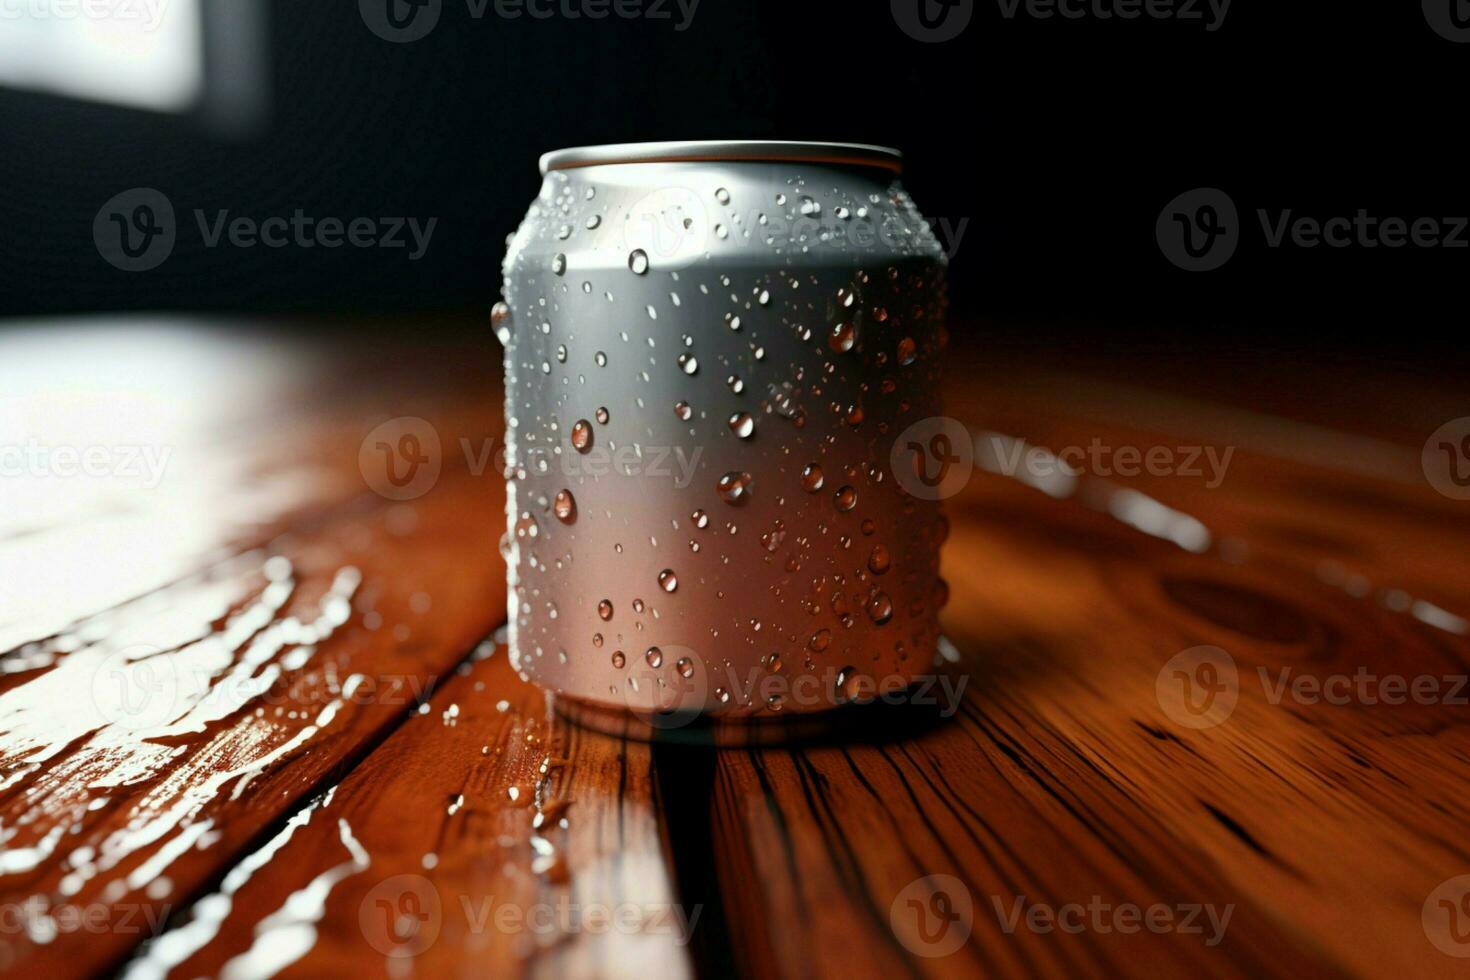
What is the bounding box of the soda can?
[496,141,950,741]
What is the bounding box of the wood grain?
[118,646,692,980]
[3,319,1468,978]
[706,360,1470,979]
[0,323,508,976]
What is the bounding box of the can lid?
[539,140,904,176]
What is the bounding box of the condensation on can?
[496,141,950,732]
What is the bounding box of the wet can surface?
[496,141,950,738]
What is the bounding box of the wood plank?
[707,375,1470,979]
[117,646,694,980]
[0,323,510,976]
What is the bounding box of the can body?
[497,142,949,730]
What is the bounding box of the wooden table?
[0,317,1466,979]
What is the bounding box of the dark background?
[0,0,1463,360]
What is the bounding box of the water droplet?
[598,599,613,621]
[715,187,731,204]
[897,337,917,365]
[675,400,693,421]
[678,354,699,375]
[554,489,576,523]
[491,302,512,344]
[571,420,593,453]
[834,486,857,511]
[867,545,891,575]
[692,508,709,529]
[799,196,820,216]
[632,597,646,613]
[658,569,678,593]
[801,464,824,492]
[556,344,568,363]
[552,253,567,275]
[586,214,601,229]
[866,591,894,625]
[629,249,650,275]
[595,406,610,425]
[717,471,751,504]
[595,351,608,367]
[809,629,831,652]
[766,693,785,711]
[645,647,663,668]
[676,657,695,679]
[612,650,626,669]
[728,412,755,439]
[828,323,856,353]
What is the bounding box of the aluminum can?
[496,140,949,738]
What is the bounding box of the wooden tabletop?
[0,317,1466,979]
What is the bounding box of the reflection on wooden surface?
[0,318,1466,979]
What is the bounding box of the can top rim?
[539,141,904,176]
